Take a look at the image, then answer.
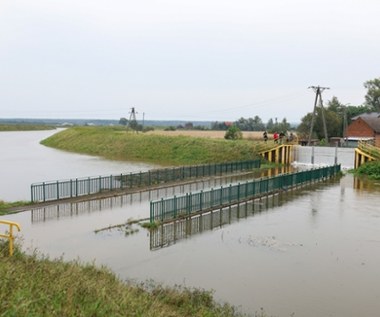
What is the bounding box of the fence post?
[160,198,164,222]
[189,193,192,215]
[150,201,153,223]
[174,195,177,219]
[43,182,46,202]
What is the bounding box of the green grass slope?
[41,126,261,166]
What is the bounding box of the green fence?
[31,159,261,202]
[150,164,341,223]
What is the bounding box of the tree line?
[212,116,291,133]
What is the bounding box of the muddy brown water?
[1,131,380,317]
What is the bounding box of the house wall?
[346,118,375,138]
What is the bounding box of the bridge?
[258,143,294,165]
[259,141,380,168]
[354,141,380,168]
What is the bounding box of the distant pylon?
[129,107,137,122]
[307,86,330,145]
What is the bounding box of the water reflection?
[353,175,380,191]
[150,178,339,250]
[31,167,293,224]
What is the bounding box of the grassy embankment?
[0,124,55,131]
[0,201,31,215]
[0,243,249,317]
[40,126,263,166]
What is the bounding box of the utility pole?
[308,86,330,145]
[342,106,348,142]
[128,107,138,131]
[128,107,137,122]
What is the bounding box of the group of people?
[263,131,294,143]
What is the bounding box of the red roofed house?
[345,112,380,147]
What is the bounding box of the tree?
[346,104,373,122]
[251,115,266,131]
[224,125,242,140]
[327,96,344,113]
[297,104,343,139]
[277,118,291,133]
[297,113,314,139]
[128,119,138,131]
[234,116,265,131]
[184,122,193,130]
[119,117,128,126]
[266,118,274,131]
[211,121,229,130]
[364,78,380,111]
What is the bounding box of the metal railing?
[0,220,21,256]
[150,164,341,223]
[31,159,261,202]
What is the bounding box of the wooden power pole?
[308,86,330,145]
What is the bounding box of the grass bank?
[0,200,32,215]
[0,124,55,131]
[41,126,262,166]
[0,244,249,317]
[356,161,380,180]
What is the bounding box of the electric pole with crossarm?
[307,86,330,145]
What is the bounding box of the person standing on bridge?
[263,131,268,143]
[273,132,279,143]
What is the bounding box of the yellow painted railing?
[357,141,380,160]
[259,143,295,165]
[0,220,21,256]
[354,141,380,168]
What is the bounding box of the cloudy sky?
[1,0,379,123]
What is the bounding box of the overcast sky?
[1,0,380,123]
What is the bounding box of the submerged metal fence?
[150,164,341,223]
[31,159,261,202]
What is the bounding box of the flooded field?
[1,130,380,316]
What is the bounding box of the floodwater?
[0,129,158,201]
[1,131,380,317]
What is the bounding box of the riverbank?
[40,126,262,166]
[0,244,249,317]
[0,124,55,131]
[356,160,380,179]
